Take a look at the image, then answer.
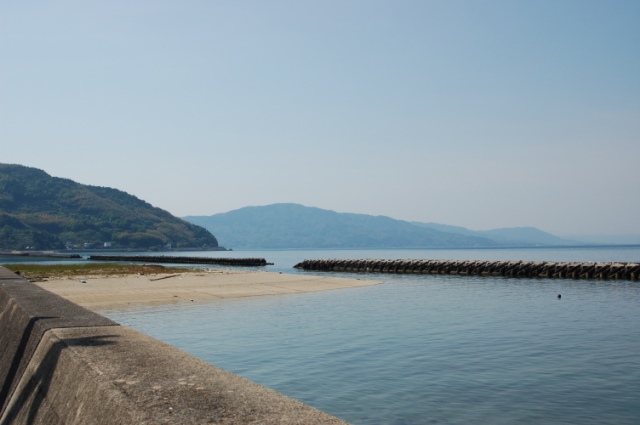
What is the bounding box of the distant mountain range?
[410,222,574,246]
[0,164,218,250]
[0,164,598,252]
[184,203,578,249]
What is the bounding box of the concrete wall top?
[0,267,117,417]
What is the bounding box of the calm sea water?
[62,248,640,424]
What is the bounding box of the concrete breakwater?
[89,254,271,267]
[294,259,640,280]
[0,266,346,424]
[0,251,82,259]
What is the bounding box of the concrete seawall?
[0,267,347,425]
[294,258,640,280]
[89,255,272,267]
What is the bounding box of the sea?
[5,246,640,424]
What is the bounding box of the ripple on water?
[105,272,640,425]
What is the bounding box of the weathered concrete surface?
[0,267,117,418]
[0,267,348,424]
[89,255,271,267]
[294,258,640,280]
[2,326,347,425]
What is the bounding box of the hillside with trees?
[0,164,218,250]
[185,203,577,249]
[184,203,498,249]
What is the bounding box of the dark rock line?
[0,251,82,259]
[89,255,270,267]
[294,259,640,280]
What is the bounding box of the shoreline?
[33,269,381,311]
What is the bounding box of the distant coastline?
[5,244,640,257]
[0,246,229,259]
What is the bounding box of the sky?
[1,1,639,238]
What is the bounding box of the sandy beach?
[33,269,380,311]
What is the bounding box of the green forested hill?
[0,164,218,250]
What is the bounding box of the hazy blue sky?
[1,1,638,237]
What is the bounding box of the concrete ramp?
[0,267,347,424]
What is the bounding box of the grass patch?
[4,263,204,279]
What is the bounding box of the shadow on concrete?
[0,316,57,412]
[0,334,118,425]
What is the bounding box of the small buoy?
[557,294,561,299]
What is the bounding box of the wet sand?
[33,269,380,311]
